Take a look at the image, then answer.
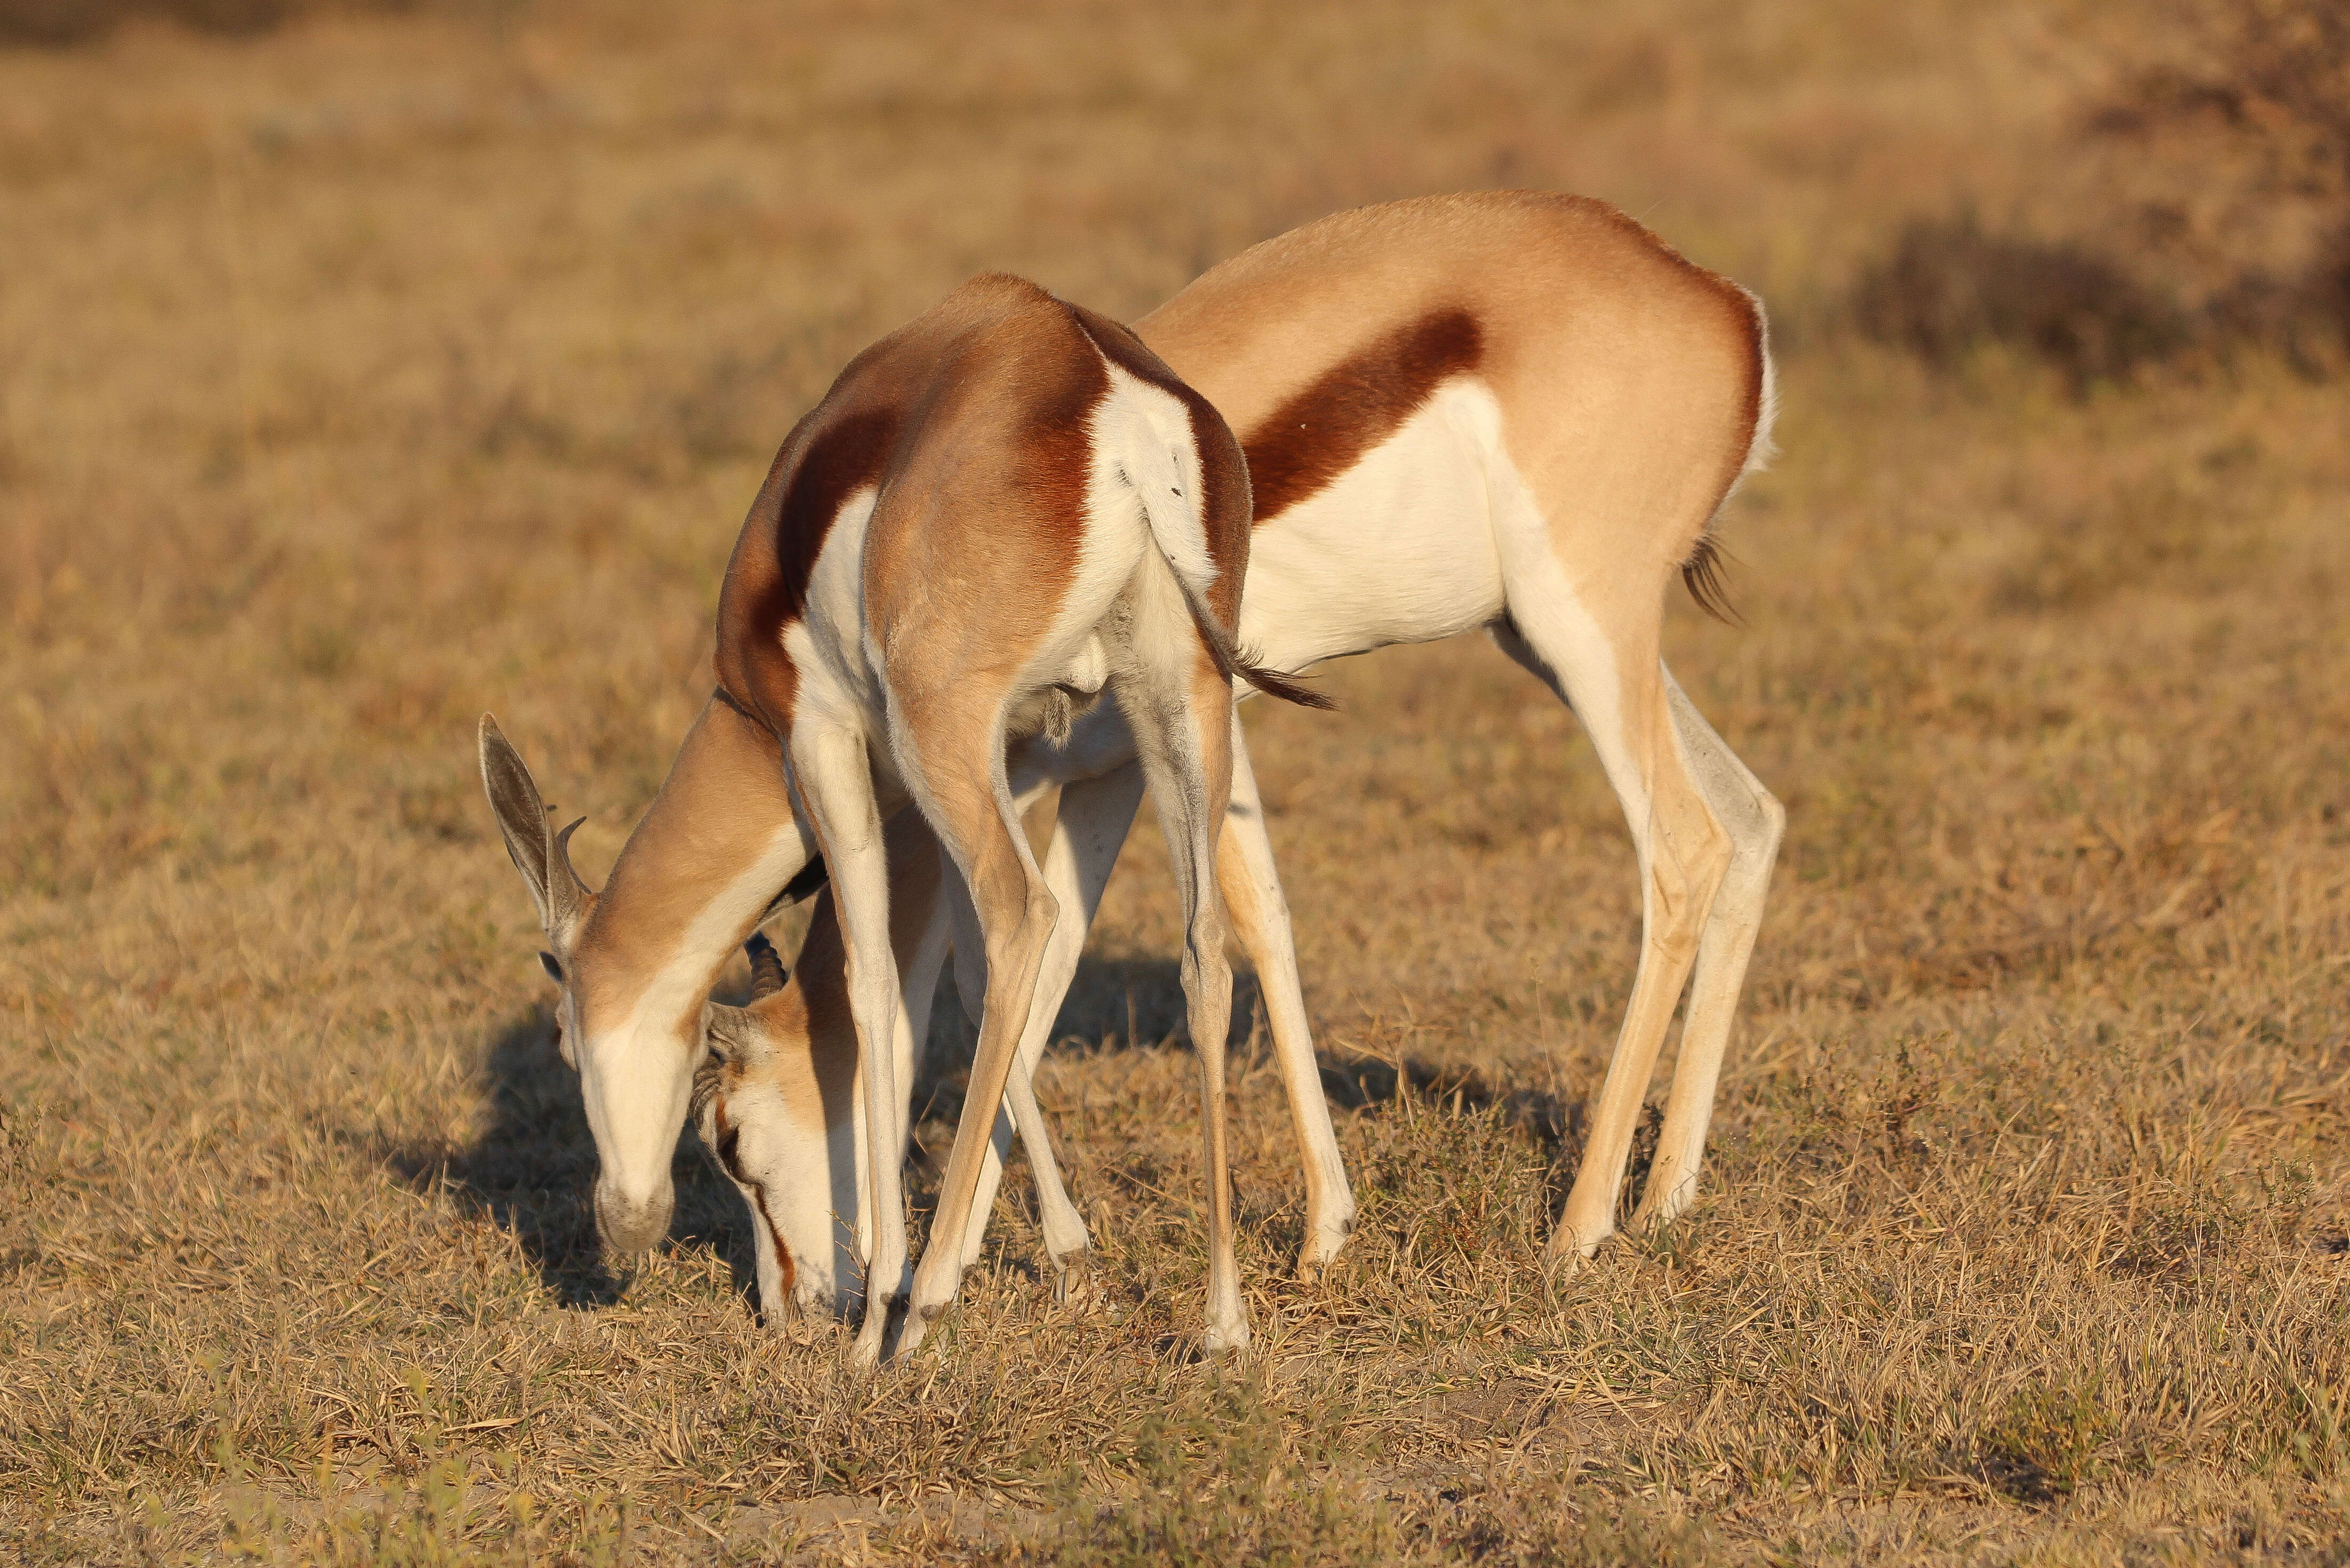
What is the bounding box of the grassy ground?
[3,2,2348,1562]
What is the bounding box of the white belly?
[1238,380,1506,673]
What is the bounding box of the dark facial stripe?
[750,1184,799,1318]
[715,403,904,733]
[1241,309,1484,524]
[705,1096,800,1319]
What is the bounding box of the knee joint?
[1648,809,1732,953]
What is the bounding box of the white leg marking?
[1220,713,1355,1278]
[788,721,909,1368]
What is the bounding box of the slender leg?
[899,745,1061,1357]
[941,858,1022,1271]
[1125,656,1247,1351]
[1629,666,1783,1230]
[940,838,1093,1280]
[1489,618,1731,1267]
[785,722,910,1367]
[1216,712,1356,1280]
[954,764,1149,1285]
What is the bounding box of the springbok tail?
[1125,421,1334,713]
[1680,284,1778,627]
[1199,614,1337,712]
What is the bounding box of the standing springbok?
[481,272,1325,1364]
[679,192,1786,1323]
[484,192,1783,1346]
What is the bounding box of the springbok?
[480,271,1326,1364]
[670,192,1788,1328]
[484,191,1785,1351]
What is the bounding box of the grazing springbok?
[679,190,1786,1322]
[480,272,1326,1364]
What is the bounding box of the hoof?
[1048,1249,1094,1308]
[1296,1203,1357,1284]
[850,1294,902,1367]
[893,1294,952,1360]
[1295,1231,1354,1285]
[1541,1227,1606,1281]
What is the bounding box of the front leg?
[787,722,910,1367]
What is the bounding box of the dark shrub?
[1850,212,2188,389]
[2083,0,2350,361]
[0,0,127,44]
[2,0,425,46]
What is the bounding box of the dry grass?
[4,2,2348,1562]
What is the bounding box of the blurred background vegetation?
[7,0,2344,376]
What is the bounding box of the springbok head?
[479,717,595,1061]
[689,930,863,1321]
[477,715,692,1263]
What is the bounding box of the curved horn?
[745,930,787,1000]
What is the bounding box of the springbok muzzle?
[594,1179,674,1257]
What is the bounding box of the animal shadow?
[384,1007,756,1310]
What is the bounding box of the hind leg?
[1217,711,1355,1280]
[1629,665,1783,1231]
[1121,650,1247,1351]
[784,720,910,1367]
[897,726,1062,1357]
[1489,606,1732,1266]
[951,764,1148,1293]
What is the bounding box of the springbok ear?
[479,714,593,941]
[480,714,553,918]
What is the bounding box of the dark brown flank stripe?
[1016,313,1113,568]
[1240,308,1484,524]
[715,403,904,735]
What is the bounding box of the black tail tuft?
[1181,588,1336,711]
[1680,532,1742,626]
[1230,649,1336,710]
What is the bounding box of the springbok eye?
[539,951,564,983]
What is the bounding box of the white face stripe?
[578,822,812,1212]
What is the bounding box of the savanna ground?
[4,1,2349,1561]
